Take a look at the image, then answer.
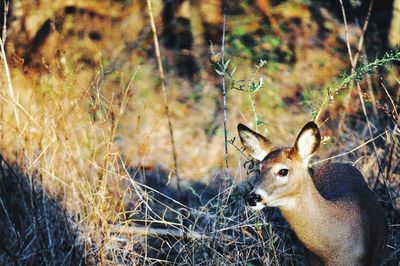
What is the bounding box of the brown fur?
[238,123,388,265]
[266,153,388,265]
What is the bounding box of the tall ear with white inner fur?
[294,121,321,165]
[237,124,273,161]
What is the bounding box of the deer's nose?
[248,192,262,206]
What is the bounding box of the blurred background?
[0,0,399,265]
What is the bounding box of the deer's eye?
[277,169,288,177]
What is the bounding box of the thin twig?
[2,1,7,43]
[110,225,207,239]
[338,0,386,189]
[381,81,400,122]
[0,1,19,130]
[339,0,355,66]
[146,0,180,192]
[221,0,229,180]
[353,0,374,65]
[339,0,375,130]
[311,131,386,165]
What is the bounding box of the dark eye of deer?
[277,169,288,177]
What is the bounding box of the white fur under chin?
[249,202,266,211]
[249,198,296,210]
[269,198,296,209]
[252,188,297,209]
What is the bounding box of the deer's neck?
[280,176,339,257]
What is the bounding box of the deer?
[237,121,388,266]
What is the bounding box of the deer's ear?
[294,121,321,164]
[237,124,273,161]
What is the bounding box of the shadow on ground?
[0,155,84,265]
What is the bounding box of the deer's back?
[311,163,388,265]
[311,163,373,201]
